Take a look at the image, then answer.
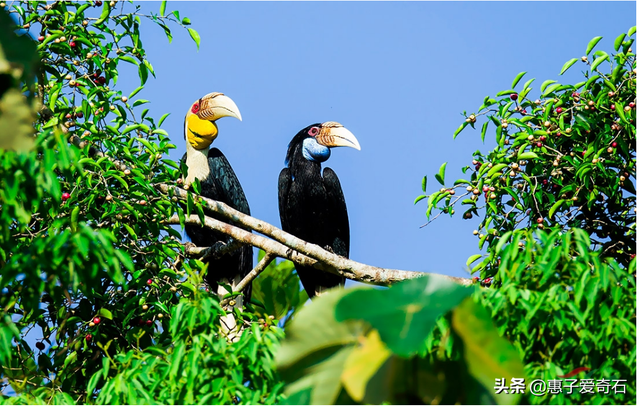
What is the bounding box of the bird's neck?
[290,145,322,176]
[185,142,210,185]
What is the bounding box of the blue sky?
[122,1,635,281]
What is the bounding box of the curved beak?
[316,121,361,150]
[197,92,242,122]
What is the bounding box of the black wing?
[278,168,292,233]
[207,148,250,216]
[322,167,349,258]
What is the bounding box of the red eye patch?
[191,103,200,114]
[308,127,319,136]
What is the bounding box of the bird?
[278,121,361,298]
[181,92,253,313]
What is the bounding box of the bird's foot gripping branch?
[156,182,472,301]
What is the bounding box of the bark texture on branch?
[159,181,472,287]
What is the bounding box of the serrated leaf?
[560,58,578,75]
[511,71,527,89]
[586,36,603,55]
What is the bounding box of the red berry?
[632,254,636,260]
[95,0,102,5]
[536,142,542,148]
[542,179,548,185]
[536,217,544,224]
[540,135,546,141]
[65,113,72,119]
[510,93,518,100]
[138,318,145,326]
[629,102,636,108]
[36,341,45,351]
[581,151,586,157]
[611,104,615,110]
[611,142,618,148]
[521,109,527,115]
[572,92,580,98]
[69,41,76,47]
[38,35,45,42]
[146,279,153,285]
[556,107,563,114]
[97,76,106,85]
[85,334,92,341]
[483,278,492,286]
[472,277,480,282]
[61,192,70,201]
[482,186,489,192]
[146,320,153,326]
[93,317,101,324]
[449,190,455,195]
[76,111,84,118]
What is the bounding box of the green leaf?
[466,254,483,268]
[159,1,167,16]
[340,330,391,403]
[559,58,578,75]
[517,152,538,160]
[414,195,427,205]
[95,1,110,25]
[585,36,603,55]
[97,308,113,320]
[540,80,557,93]
[628,26,636,38]
[549,199,566,218]
[590,54,609,72]
[511,71,526,89]
[188,28,201,50]
[276,289,366,405]
[480,121,488,142]
[453,122,467,139]
[435,162,447,185]
[614,33,626,51]
[421,175,427,192]
[452,298,525,405]
[335,275,473,356]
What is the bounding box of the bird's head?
[184,92,242,150]
[286,121,361,166]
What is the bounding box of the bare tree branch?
[159,182,472,287]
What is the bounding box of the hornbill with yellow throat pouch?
[278,122,361,298]
[181,92,252,307]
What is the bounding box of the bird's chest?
[290,174,327,217]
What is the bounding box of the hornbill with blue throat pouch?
[278,122,361,298]
[181,92,252,304]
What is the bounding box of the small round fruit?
[610,104,615,110]
[591,158,598,164]
[93,317,101,324]
[544,121,551,127]
[536,142,542,148]
[76,111,84,118]
[509,170,516,177]
[97,76,106,85]
[82,20,89,26]
[472,230,479,235]
[85,334,92,341]
[158,313,163,319]
[607,147,613,153]
[490,193,497,199]
[620,176,626,182]
[472,277,479,283]
[629,102,636,108]
[581,56,588,62]
[121,96,128,103]
[146,319,153,326]
[61,192,71,201]
[38,35,45,41]
[542,179,548,185]
[624,106,631,112]
[36,341,45,351]
[139,199,147,206]
[588,100,595,106]
[536,217,543,224]
[555,107,563,114]
[612,142,618,147]
[142,304,149,311]
[70,41,76,47]
[147,279,153,285]
[608,91,615,97]
[449,190,455,195]
[509,93,518,100]
[69,79,76,86]
[95,0,103,5]
[89,321,95,327]
[501,122,508,128]
[482,186,489,192]
[124,169,131,175]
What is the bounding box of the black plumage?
[278,124,351,298]
[183,148,252,300]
